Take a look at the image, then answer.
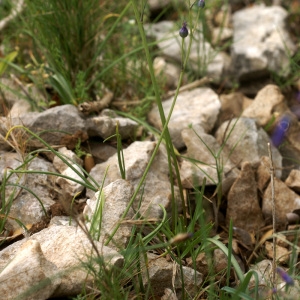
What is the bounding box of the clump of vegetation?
[0,0,300,299]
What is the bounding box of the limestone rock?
[0,240,60,300]
[231,4,296,81]
[153,56,182,89]
[217,92,250,127]
[265,241,289,264]
[84,179,134,249]
[148,0,175,12]
[256,156,272,193]
[285,169,300,192]
[8,99,32,118]
[227,162,265,231]
[284,112,300,154]
[215,117,282,177]
[8,104,88,149]
[263,178,300,226]
[144,21,228,82]
[186,252,209,278]
[87,141,180,219]
[89,141,117,164]
[52,147,85,198]
[86,109,138,140]
[55,163,85,197]
[148,88,221,149]
[53,147,83,173]
[180,125,239,192]
[0,225,124,298]
[242,85,286,126]
[0,155,56,230]
[141,253,203,298]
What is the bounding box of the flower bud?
[179,21,188,38]
[198,0,205,8]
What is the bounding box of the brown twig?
[78,91,113,114]
[268,142,277,287]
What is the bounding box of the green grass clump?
[1,0,300,299]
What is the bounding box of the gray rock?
[153,56,182,89]
[0,225,124,298]
[85,108,138,140]
[227,161,265,231]
[284,112,300,155]
[87,141,180,219]
[53,147,85,198]
[84,179,134,249]
[8,99,32,118]
[56,164,85,197]
[144,21,228,81]
[89,141,117,164]
[0,154,56,230]
[141,253,203,298]
[215,118,282,177]
[53,147,83,173]
[285,169,300,192]
[179,125,239,192]
[0,239,60,300]
[148,88,221,149]
[217,92,251,127]
[9,104,88,149]
[256,156,272,193]
[263,178,300,226]
[231,4,296,81]
[242,85,286,126]
[148,0,174,11]
[247,260,300,298]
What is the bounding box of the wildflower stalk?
[268,142,277,286]
[129,0,187,224]
[105,3,205,245]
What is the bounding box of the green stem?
[106,3,202,245]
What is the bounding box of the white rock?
[148,88,221,149]
[141,253,203,298]
[1,155,56,230]
[215,118,282,177]
[8,99,32,118]
[144,21,227,82]
[53,147,83,173]
[0,240,60,300]
[84,179,134,249]
[56,163,85,197]
[285,169,300,192]
[8,104,88,149]
[263,178,300,227]
[153,56,182,89]
[0,225,124,298]
[87,141,180,220]
[242,85,286,126]
[86,109,138,139]
[231,4,296,81]
[180,125,239,192]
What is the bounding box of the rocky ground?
[0,0,300,299]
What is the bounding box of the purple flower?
[198,0,205,8]
[179,21,188,38]
[271,115,290,147]
[276,267,294,286]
